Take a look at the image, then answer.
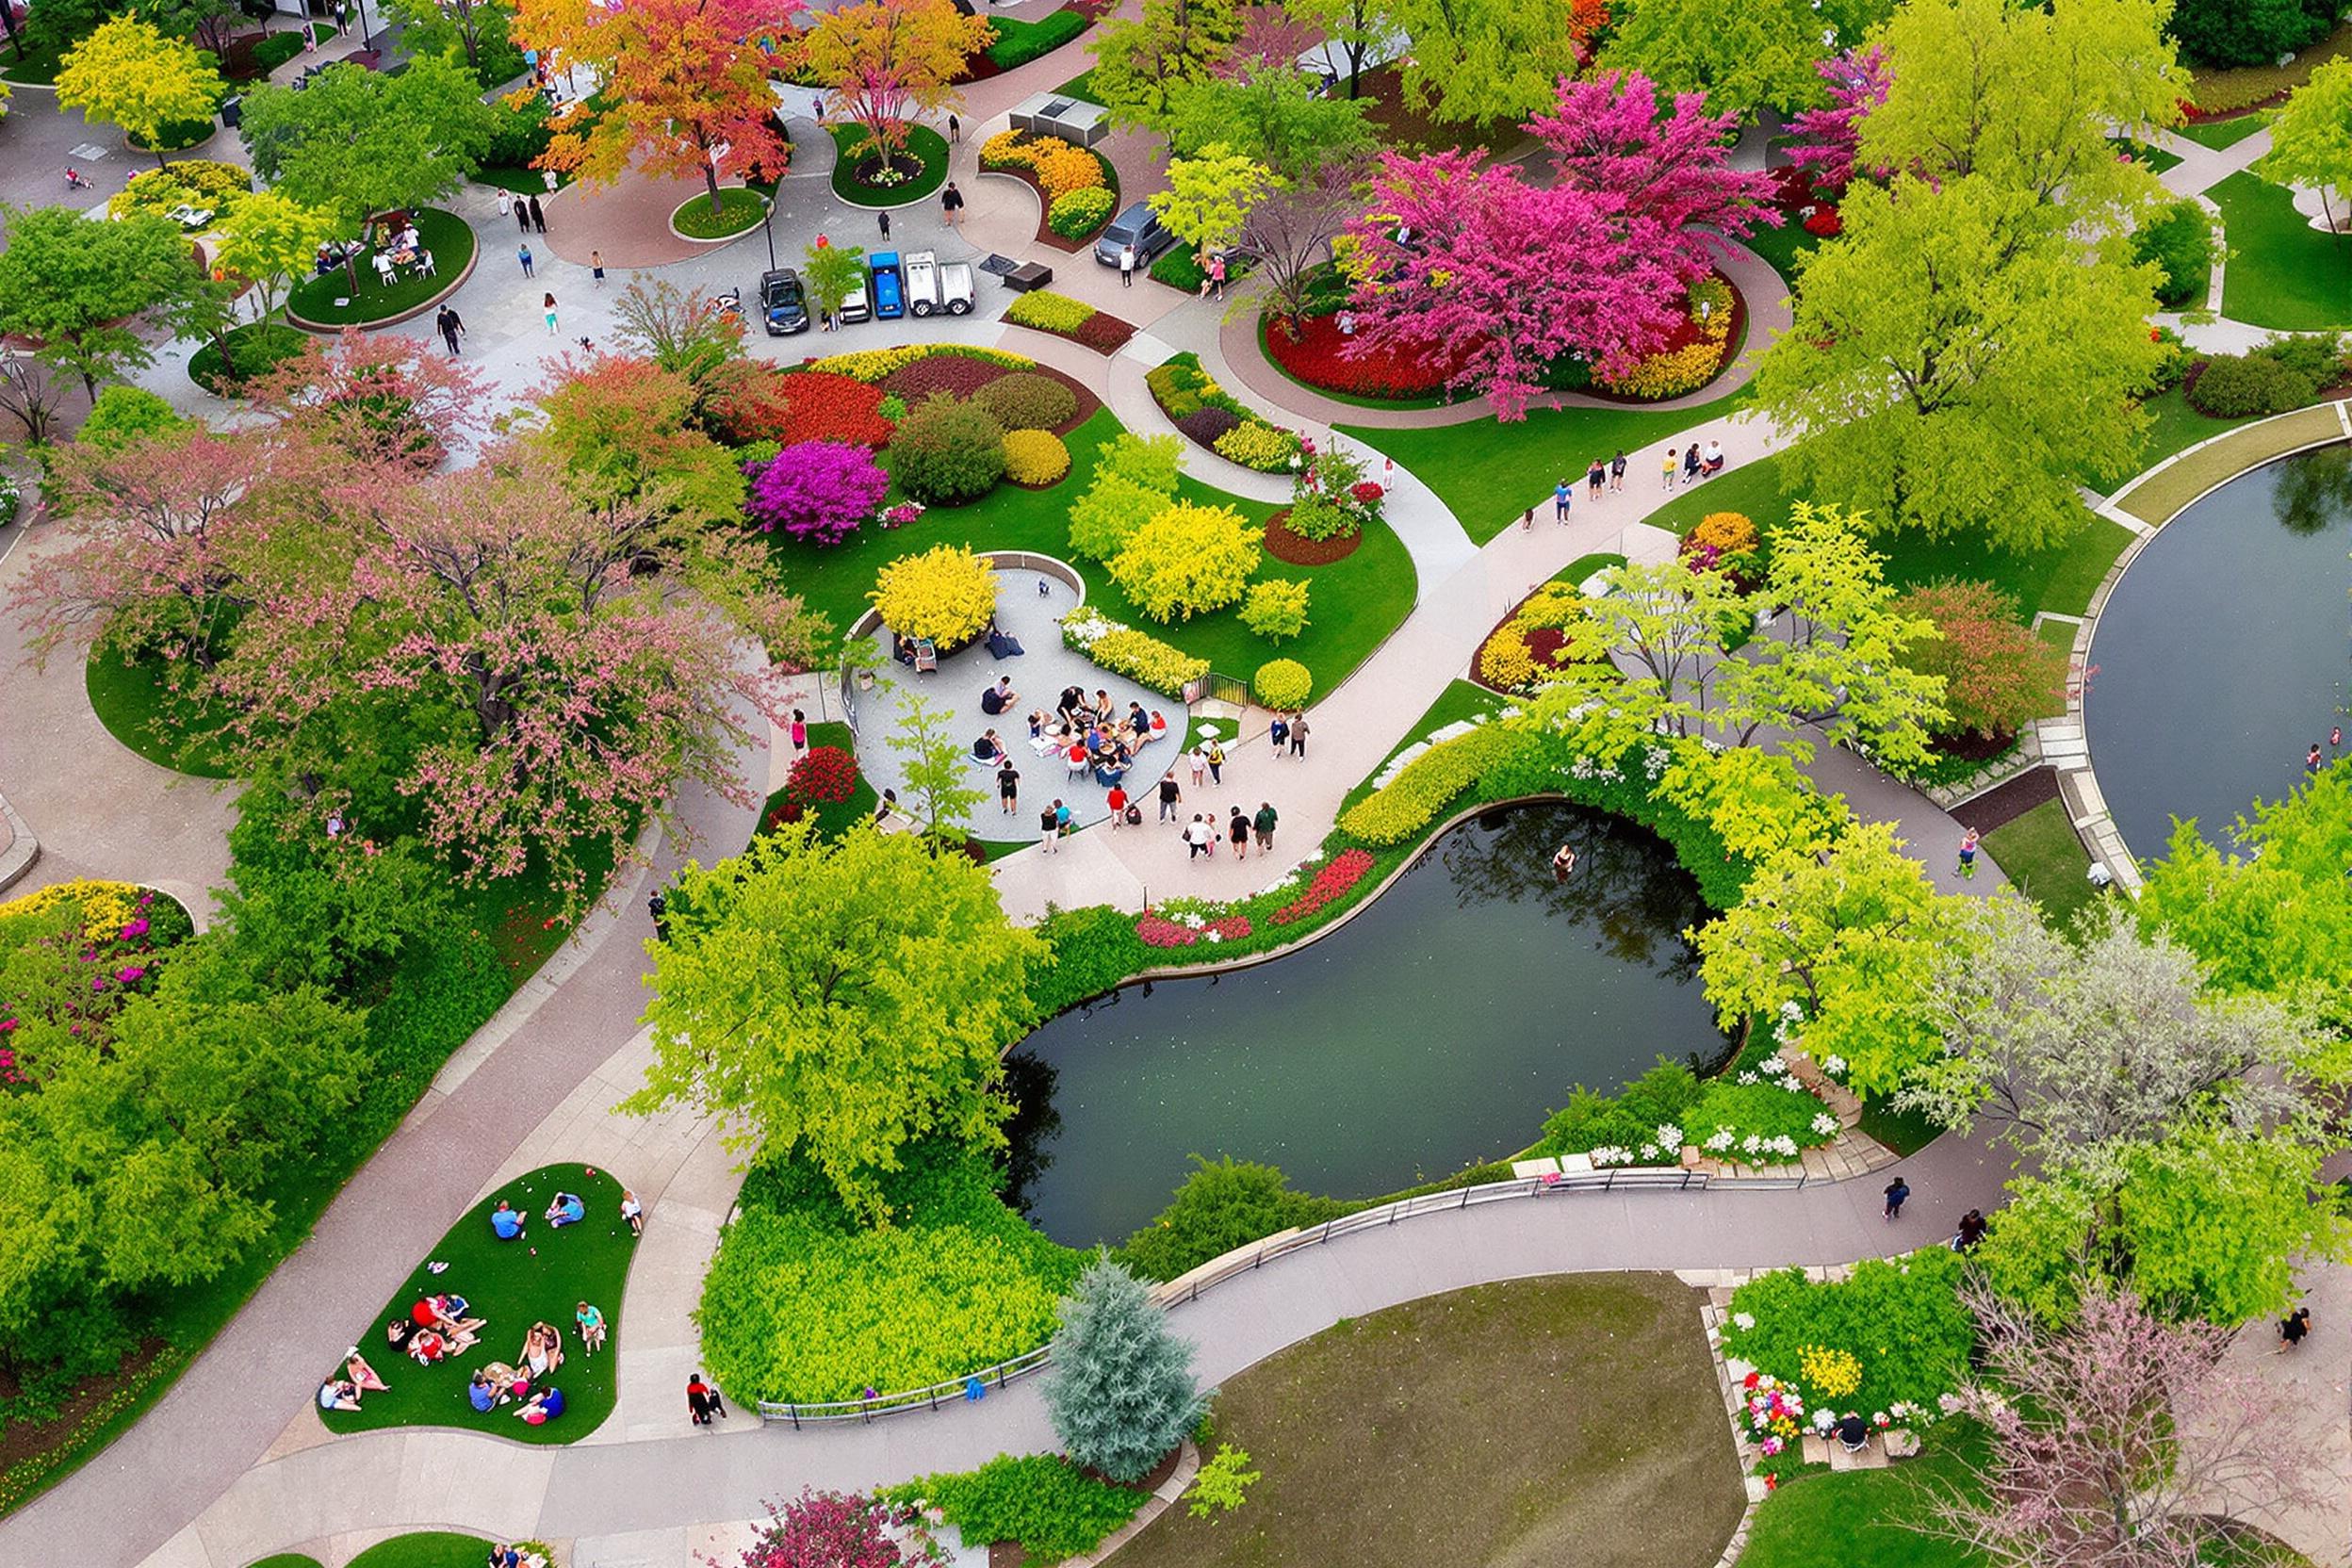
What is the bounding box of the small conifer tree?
[1042,1255,1208,1482]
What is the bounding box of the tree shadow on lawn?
[318,1165,637,1444]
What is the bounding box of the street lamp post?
[760,194,777,270]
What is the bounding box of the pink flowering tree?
[1342,149,1690,416]
[1926,1280,2327,1568]
[248,328,494,472]
[1784,46,1889,196]
[736,1488,936,1568]
[1528,69,1781,286]
[744,440,890,545]
[219,444,818,911]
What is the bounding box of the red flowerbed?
[711,368,896,449]
[1263,312,1478,400]
[786,744,859,807]
[1268,848,1376,925]
[1135,909,1255,948]
[1803,205,1842,237]
[881,354,1011,402]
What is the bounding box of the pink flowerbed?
[1135,909,1255,948]
[1268,849,1375,925]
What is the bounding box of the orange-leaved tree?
[805,0,992,170]
[513,0,804,219]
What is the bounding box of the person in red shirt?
[1106,784,1128,828]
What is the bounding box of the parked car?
[870,251,905,319]
[838,271,871,324]
[760,268,808,335]
[904,252,977,317]
[1094,203,1177,269]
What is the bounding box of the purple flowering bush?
[745,440,891,546]
[0,882,192,1085]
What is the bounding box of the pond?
[1006,801,1730,1246]
[2084,448,2352,861]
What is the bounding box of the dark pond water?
[1006,801,1730,1246]
[2084,448,2352,860]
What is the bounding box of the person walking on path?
[947,111,959,144]
[1253,800,1277,853]
[1554,478,1572,521]
[529,194,547,235]
[996,759,1020,815]
[515,200,532,235]
[1119,243,1135,287]
[1106,783,1128,827]
[1883,1177,1910,1221]
[1954,1209,1987,1251]
[1269,712,1289,756]
[1610,449,1626,492]
[1662,447,1678,491]
[878,208,891,240]
[1157,769,1183,822]
[1586,457,1606,498]
[518,242,535,278]
[647,890,668,943]
[435,304,465,356]
[789,710,808,753]
[1189,744,1208,787]
[544,292,560,335]
[1209,253,1227,299]
[1205,737,1226,786]
[1184,813,1214,859]
[1683,444,1701,485]
[941,183,964,227]
[1289,712,1310,758]
[497,188,514,222]
[2278,1306,2312,1351]
[1037,803,1060,851]
[687,1375,714,1426]
[1957,826,1979,879]
[591,249,605,284]
[1228,805,1250,858]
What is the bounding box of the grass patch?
[1645,456,1786,537]
[2097,384,2252,490]
[318,1164,635,1444]
[286,206,474,326]
[189,320,309,393]
[0,37,73,85]
[670,186,766,239]
[756,719,878,845]
[84,647,239,778]
[2114,138,2183,173]
[1740,1419,1991,1568]
[773,404,1417,696]
[1113,1275,1745,1568]
[2206,170,2352,331]
[1856,1094,1948,1158]
[2114,403,2345,525]
[346,1534,493,1568]
[829,123,950,209]
[1981,797,2104,933]
[1053,66,1098,99]
[1343,385,1756,544]
[249,1557,327,1568]
[2177,114,2270,151]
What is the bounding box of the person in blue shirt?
[544,1192,586,1227]
[490,1200,525,1240]
[516,1385,566,1424]
[468,1372,498,1413]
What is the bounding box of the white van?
[906,252,977,317]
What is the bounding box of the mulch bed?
[1949,763,2060,835]
[981,155,1119,254]
[1265,506,1362,564]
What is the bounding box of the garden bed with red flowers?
[1135,908,1255,948]
[1268,849,1376,925]
[1264,506,1363,565]
[713,367,896,448]
[1260,310,1478,402]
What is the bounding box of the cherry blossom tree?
[1783,45,1889,194]
[805,0,993,167]
[248,328,494,472]
[1528,70,1781,285]
[736,1487,939,1568]
[1927,1279,2327,1568]
[1341,150,1692,416]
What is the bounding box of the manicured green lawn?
[346,1534,493,1568]
[1983,797,2105,933]
[1053,66,1098,100]
[0,37,72,84]
[318,1164,637,1444]
[1857,1094,1947,1158]
[286,207,476,326]
[1740,1420,1991,1568]
[670,186,766,238]
[190,321,310,394]
[1646,455,1785,536]
[2113,138,2183,173]
[85,647,239,778]
[2095,385,2253,491]
[1345,387,1756,545]
[772,406,1416,697]
[2177,115,2270,151]
[1115,1276,1744,1568]
[830,124,950,208]
[248,1556,326,1568]
[2206,171,2352,331]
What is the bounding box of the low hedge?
[1058,609,1207,696]
[985,7,1089,70]
[1721,1247,1974,1414]
[1048,187,1117,238]
[883,1455,1145,1568]
[975,370,1078,430]
[1338,725,1535,845]
[811,344,1035,384]
[1004,289,1098,335]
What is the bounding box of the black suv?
[760,268,809,335]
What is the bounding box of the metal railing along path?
[753,1164,1810,1425]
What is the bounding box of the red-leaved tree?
[1893,578,2068,739]
[805,0,992,167]
[736,1488,937,1568]
[1783,45,1889,196]
[1927,1280,2325,1568]
[1529,69,1781,286]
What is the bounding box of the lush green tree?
[1106,500,1262,622]
[1066,433,1183,563]
[1287,0,1378,96]
[75,385,193,452]
[1164,60,1371,177]
[608,275,753,425]
[1385,0,1594,125]
[886,691,988,843]
[1861,0,2179,228]
[238,56,496,285]
[526,354,745,527]
[54,13,224,169]
[0,204,203,400]
[1043,1255,1209,1482]
[2136,762,2352,1026]
[800,239,870,325]
[1600,0,1835,119]
[1654,744,1849,866]
[2171,0,2330,69]
[1691,822,1972,1093]
[1753,177,2165,551]
[1086,0,1240,134]
[2265,60,2352,240]
[211,189,342,323]
[1149,146,1277,268]
[626,825,1047,1223]
[146,0,244,58]
[386,0,526,85]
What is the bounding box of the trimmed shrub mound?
[872,544,998,646]
[1253,657,1311,710]
[890,395,1008,504]
[974,371,1078,431]
[1002,428,1071,487]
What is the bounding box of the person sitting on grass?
[406,1327,449,1365]
[429,1293,484,1335]
[411,1298,481,1353]
[318,1378,363,1413]
[490,1200,526,1240]
[575,1301,607,1355]
[515,1385,567,1426]
[544,1191,586,1227]
[345,1348,388,1392]
[518,1320,564,1378]
[619,1189,644,1235]
[468,1370,506,1413]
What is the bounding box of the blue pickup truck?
[870,252,906,320]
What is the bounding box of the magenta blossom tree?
[744,440,890,545]
[736,1487,937,1568]
[1342,149,1690,416]
[1528,69,1781,286]
[1784,46,1890,195]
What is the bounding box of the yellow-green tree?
[56,14,225,169]
[1107,500,1261,621]
[1149,144,1276,264]
[211,189,339,321]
